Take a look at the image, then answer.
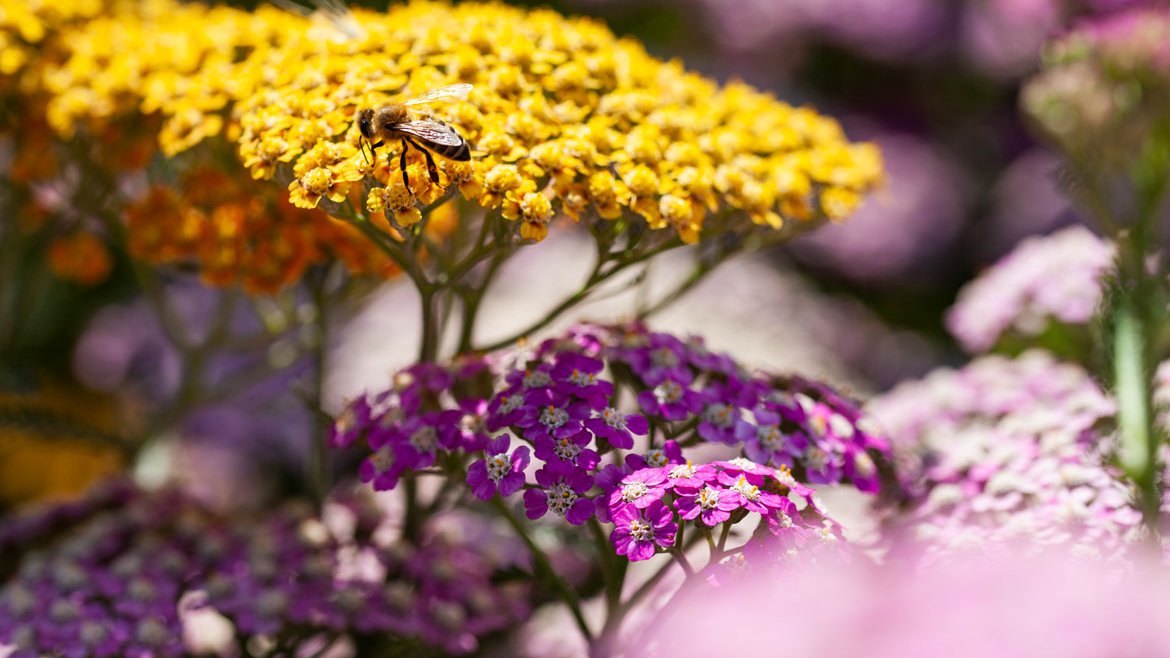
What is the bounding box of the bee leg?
[399,138,410,190]
[422,147,440,184]
[404,136,440,184]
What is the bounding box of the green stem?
[490,497,593,645]
[456,248,511,353]
[589,518,621,613]
[1112,128,1170,544]
[307,271,330,503]
[637,247,731,319]
[475,238,681,353]
[1115,242,1163,541]
[418,286,439,362]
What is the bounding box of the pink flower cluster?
[947,226,1113,353]
[868,350,1142,560]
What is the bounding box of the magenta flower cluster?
[0,483,525,656]
[331,323,891,563]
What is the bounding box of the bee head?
[357,108,376,140]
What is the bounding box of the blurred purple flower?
[960,0,1062,79]
[794,134,970,284]
[690,0,946,60]
[980,149,1080,259]
[0,484,527,656]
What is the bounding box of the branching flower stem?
[490,497,594,646]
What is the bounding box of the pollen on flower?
[731,475,761,501]
[654,381,685,404]
[600,407,627,430]
[486,454,512,483]
[540,405,569,429]
[669,462,697,480]
[643,448,667,468]
[621,481,650,503]
[696,486,722,510]
[757,425,784,452]
[546,483,579,516]
[553,437,583,461]
[627,518,654,542]
[703,403,735,428]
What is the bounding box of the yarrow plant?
[1020,5,1170,534]
[0,0,892,654]
[330,322,891,650]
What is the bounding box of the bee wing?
[403,83,473,107]
[272,0,364,41]
[394,120,465,147]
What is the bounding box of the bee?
[356,83,473,190]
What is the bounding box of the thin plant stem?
[456,247,511,353]
[476,238,682,353]
[307,270,331,504]
[490,497,594,645]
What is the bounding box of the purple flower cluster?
[868,350,1143,560]
[329,357,493,492]
[601,325,887,493]
[0,483,525,656]
[947,226,1113,354]
[333,323,891,565]
[368,512,530,654]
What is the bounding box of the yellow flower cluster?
[0,0,107,86]
[0,377,126,505]
[36,0,881,246]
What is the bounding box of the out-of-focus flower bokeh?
[6,0,1169,655]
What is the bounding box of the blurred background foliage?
[0,0,1133,509]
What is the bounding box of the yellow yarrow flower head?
[40,0,880,249]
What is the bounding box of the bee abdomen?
[434,139,471,161]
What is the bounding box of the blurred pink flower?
[700,0,945,59]
[868,350,1141,561]
[948,226,1113,353]
[642,550,1170,657]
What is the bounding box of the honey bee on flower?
[356,83,474,190]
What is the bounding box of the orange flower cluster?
[122,167,401,294]
[47,232,113,286]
